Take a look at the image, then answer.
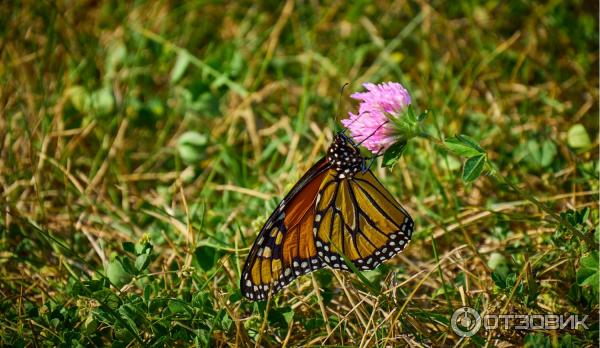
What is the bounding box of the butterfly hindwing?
[313,169,413,271]
[240,159,330,301]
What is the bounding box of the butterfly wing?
[241,158,330,301]
[313,169,413,270]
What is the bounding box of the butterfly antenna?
[336,82,375,135]
[335,82,350,129]
[341,110,371,132]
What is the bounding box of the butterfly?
[240,132,414,301]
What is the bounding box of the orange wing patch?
[281,170,323,263]
[241,161,330,301]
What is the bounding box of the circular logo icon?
[451,306,482,337]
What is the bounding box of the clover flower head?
[341,82,412,153]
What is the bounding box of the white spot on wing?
[262,246,272,258]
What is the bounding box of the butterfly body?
[326,134,365,178]
[241,133,413,301]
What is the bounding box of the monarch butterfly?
[240,132,413,301]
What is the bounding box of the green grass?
[1,1,598,346]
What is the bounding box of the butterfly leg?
[356,121,389,147]
[362,149,384,172]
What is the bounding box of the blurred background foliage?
[0,0,598,346]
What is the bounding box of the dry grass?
[0,1,598,346]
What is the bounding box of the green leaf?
[135,241,152,255]
[540,140,557,167]
[105,41,126,78]
[147,98,165,117]
[69,279,106,296]
[431,284,457,299]
[577,252,599,292]
[89,87,115,116]
[220,311,233,331]
[50,318,60,328]
[439,155,462,171]
[143,285,152,304]
[405,105,417,122]
[567,124,591,149]
[526,140,557,169]
[382,141,407,168]
[83,315,99,335]
[168,300,189,314]
[135,253,151,272]
[457,134,485,152]
[445,135,485,157]
[67,86,90,113]
[122,242,136,254]
[487,252,507,272]
[171,52,190,83]
[462,154,486,183]
[92,289,121,310]
[119,256,136,275]
[193,245,218,271]
[577,207,590,224]
[302,317,324,330]
[445,140,481,157]
[106,260,133,287]
[268,307,294,328]
[177,131,208,165]
[417,109,429,122]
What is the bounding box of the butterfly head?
[327,134,365,179]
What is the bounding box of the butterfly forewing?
[240,159,329,301]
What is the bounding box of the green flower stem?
[416,132,586,240]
